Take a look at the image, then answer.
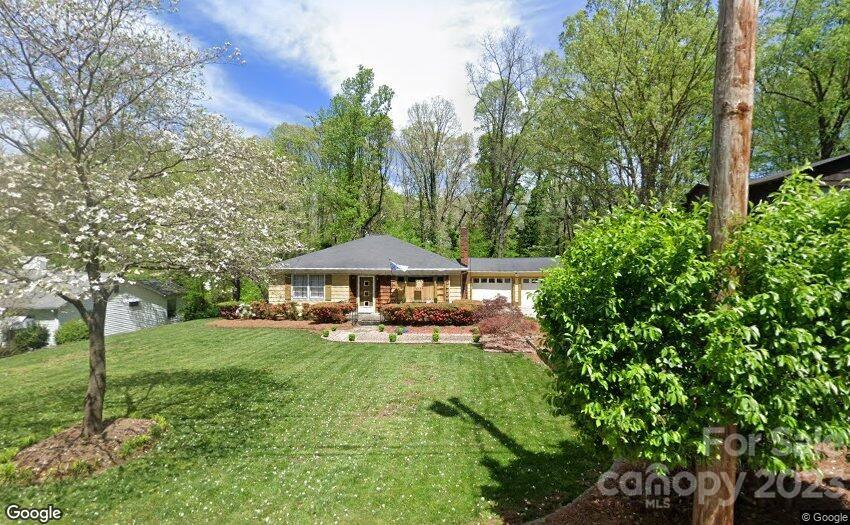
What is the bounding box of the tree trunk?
[696,0,758,523]
[82,298,108,437]
[232,276,242,301]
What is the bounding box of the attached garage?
[471,277,512,302]
[520,278,541,316]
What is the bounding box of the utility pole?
[694,0,759,524]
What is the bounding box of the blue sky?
[163,0,585,136]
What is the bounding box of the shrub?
[119,434,151,458]
[322,329,329,338]
[388,333,397,343]
[348,333,356,342]
[331,326,337,331]
[55,319,88,345]
[217,301,302,321]
[472,333,480,343]
[475,296,521,321]
[378,302,479,325]
[477,314,538,336]
[378,324,385,332]
[181,290,219,320]
[150,415,169,438]
[396,326,404,335]
[10,325,48,353]
[536,174,850,473]
[432,332,439,343]
[68,459,96,477]
[306,302,355,323]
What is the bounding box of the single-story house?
[685,152,850,206]
[0,279,183,346]
[267,228,557,318]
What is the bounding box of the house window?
[292,274,325,301]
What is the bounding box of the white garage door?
[521,278,541,316]
[471,277,512,302]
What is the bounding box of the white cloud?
[203,65,309,136]
[195,0,520,131]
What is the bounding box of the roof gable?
[269,235,465,272]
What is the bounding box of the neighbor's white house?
[0,278,183,346]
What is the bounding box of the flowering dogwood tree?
[0,0,297,435]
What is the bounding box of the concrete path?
[325,325,474,344]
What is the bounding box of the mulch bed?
[13,418,156,483]
[210,319,352,332]
[534,448,850,525]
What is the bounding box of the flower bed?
[218,300,354,323]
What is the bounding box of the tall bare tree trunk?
[82,298,108,437]
[694,0,758,523]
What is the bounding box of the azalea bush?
[218,301,304,321]
[304,302,355,323]
[536,174,850,471]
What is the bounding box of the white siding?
[104,284,171,336]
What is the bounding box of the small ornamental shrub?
[477,314,538,336]
[150,416,169,438]
[11,325,49,353]
[472,333,481,343]
[388,333,397,343]
[306,302,355,323]
[55,319,89,345]
[216,300,241,319]
[322,329,329,337]
[348,333,356,342]
[396,326,405,335]
[536,173,850,474]
[68,459,96,477]
[119,434,151,458]
[432,332,439,343]
[331,326,337,331]
[378,324,385,332]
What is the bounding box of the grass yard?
[0,320,603,523]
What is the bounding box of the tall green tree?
[467,28,540,257]
[313,66,394,245]
[755,0,850,171]
[397,97,472,251]
[559,0,715,202]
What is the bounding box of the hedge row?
[378,301,482,326]
[217,300,354,323]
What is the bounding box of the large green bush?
[9,325,49,354]
[180,290,219,320]
[536,174,850,471]
[55,319,89,345]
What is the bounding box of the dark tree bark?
[232,277,242,301]
[82,297,108,437]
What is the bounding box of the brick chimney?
[459,226,469,267]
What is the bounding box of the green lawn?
[0,320,603,523]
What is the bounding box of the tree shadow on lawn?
[3,367,292,460]
[429,397,605,524]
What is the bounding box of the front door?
[358,276,375,313]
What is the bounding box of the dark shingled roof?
[268,235,466,272]
[469,257,557,273]
[137,280,184,297]
[685,152,850,206]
